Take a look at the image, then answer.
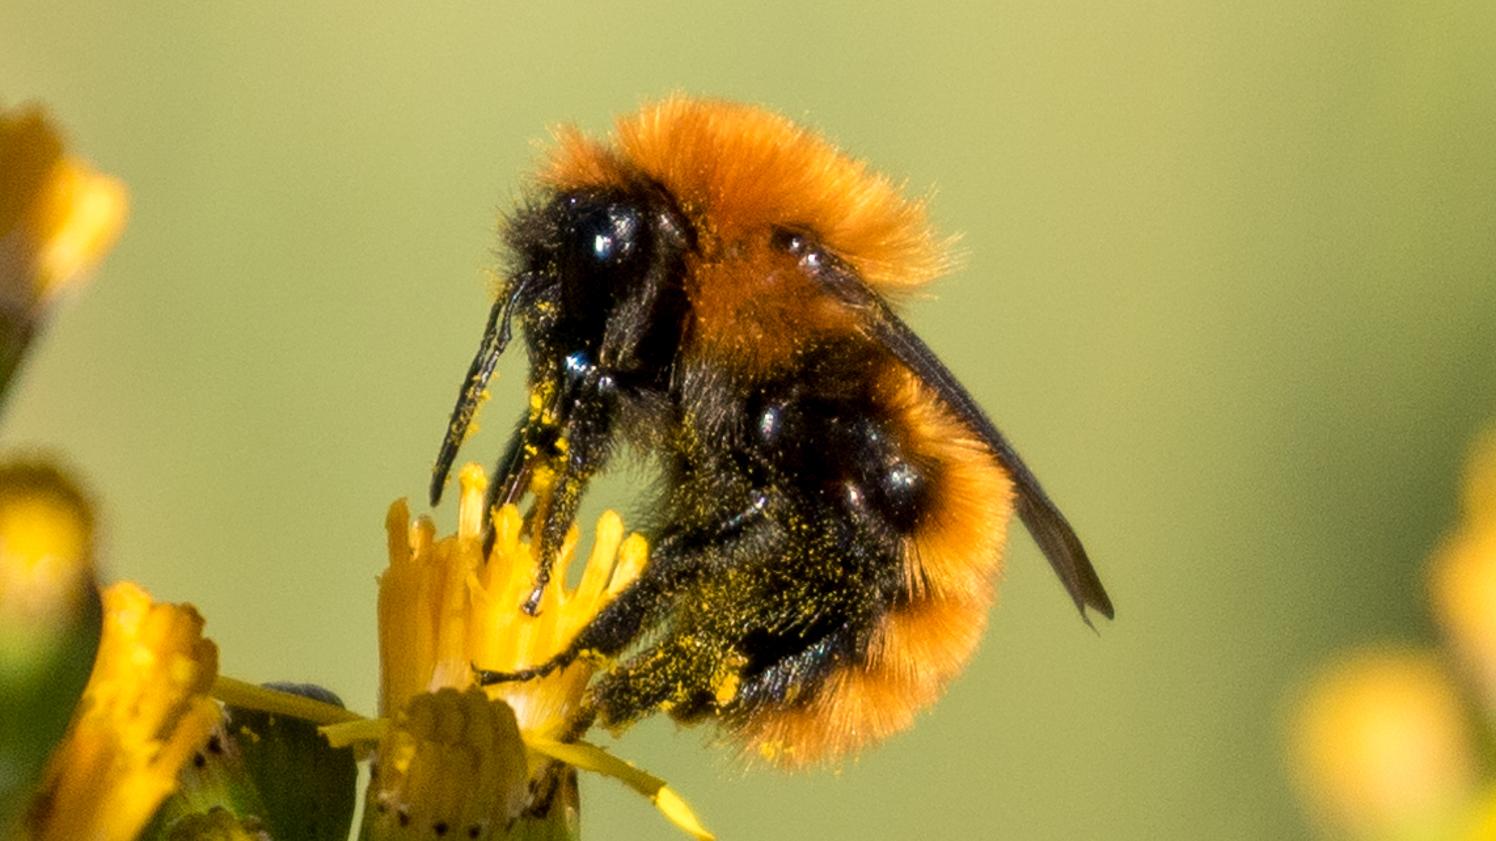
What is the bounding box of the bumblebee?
[431,98,1113,765]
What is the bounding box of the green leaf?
[228,683,358,841]
[148,682,358,841]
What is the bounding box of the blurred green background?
[5,2,1496,838]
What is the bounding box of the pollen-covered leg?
[586,632,741,731]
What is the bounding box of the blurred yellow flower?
[1287,647,1478,839]
[1430,430,1496,711]
[0,104,126,314]
[0,461,99,838]
[0,461,93,654]
[24,582,221,841]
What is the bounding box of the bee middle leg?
[578,631,737,735]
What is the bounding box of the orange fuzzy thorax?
[541,97,950,295]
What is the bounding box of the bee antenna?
[430,276,529,506]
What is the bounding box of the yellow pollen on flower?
[26,581,221,841]
[378,462,646,740]
[0,105,127,312]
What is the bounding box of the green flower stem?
[212,676,362,725]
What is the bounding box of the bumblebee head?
[507,187,691,380]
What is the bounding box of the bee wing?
[808,255,1115,622]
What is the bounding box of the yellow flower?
[1430,430,1496,710]
[1287,647,1478,839]
[0,104,127,314]
[213,462,711,839]
[378,462,645,738]
[352,462,710,840]
[26,582,222,841]
[0,461,99,837]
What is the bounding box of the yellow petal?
[30,157,128,303]
[319,718,389,750]
[212,675,361,726]
[0,460,94,637]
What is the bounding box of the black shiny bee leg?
[471,654,576,686]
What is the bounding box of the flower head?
[26,582,221,841]
[366,463,712,840]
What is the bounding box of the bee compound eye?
[770,227,807,254]
[585,204,642,265]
